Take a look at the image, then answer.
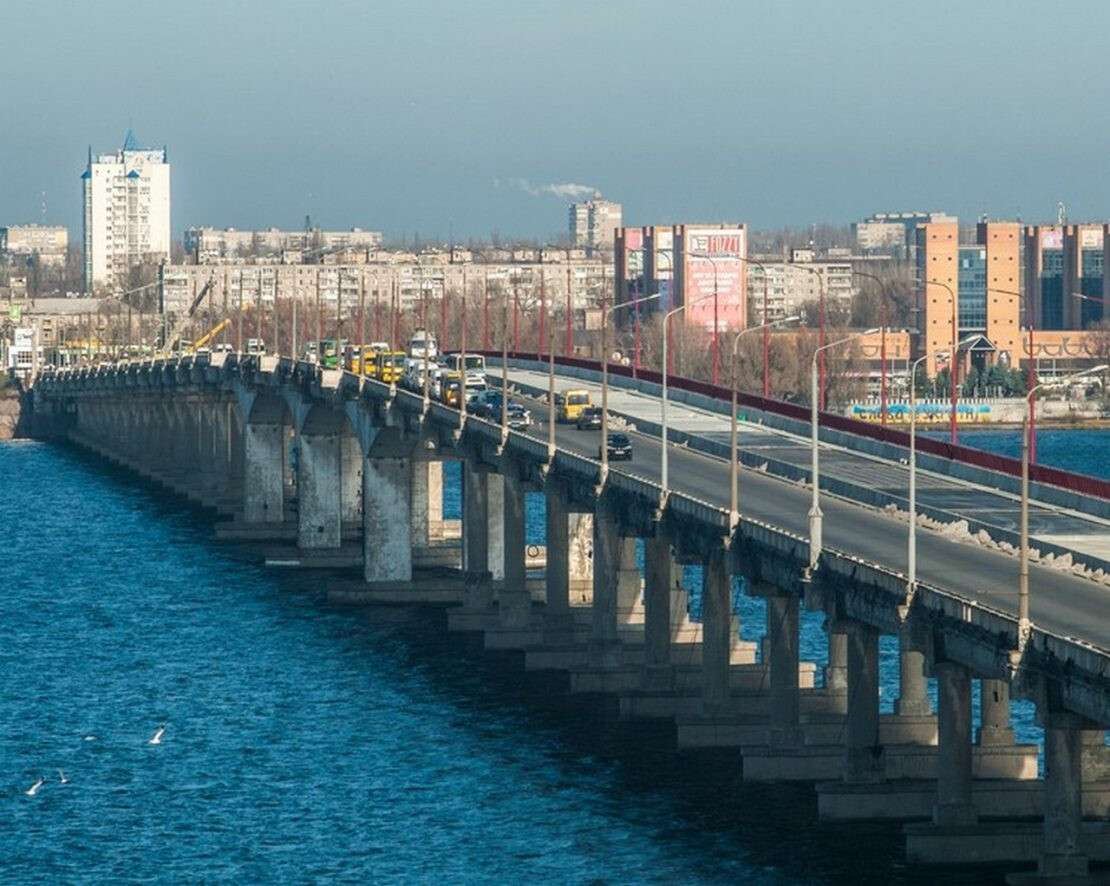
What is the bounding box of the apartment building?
[82,131,170,292]
[0,225,68,266]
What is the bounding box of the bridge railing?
[478,349,1110,502]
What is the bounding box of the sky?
[3,0,1110,243]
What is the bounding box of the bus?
[373,350,407,383]
[318,339,348,369]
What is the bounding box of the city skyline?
[5,0,1110,241]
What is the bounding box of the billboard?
[1040,228,1063,250]
[1081,227,1103,249]
[676,225,746,331]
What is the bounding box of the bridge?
[31,351,1110,881]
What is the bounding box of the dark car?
[599,432,633,461]
[576,406,603,430]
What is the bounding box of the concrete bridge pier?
[700,546,733,715]
[640,531,675,691]
[933,662,977,826]
[363,456,413,583]
[541,480,576,643]
[243,422,286,524]
[844,622,885,784]
[885,628,938,745]
[1033,708,1090,881]
[494,461,530,631]
[296,428,343,550]
[587,493,622,671]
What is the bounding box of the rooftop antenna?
[41,191,46,223]
[1057,201,1067,225]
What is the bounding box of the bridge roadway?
[503,362,1110,566]
[504,379,1110,653]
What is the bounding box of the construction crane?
[190,318,231,351]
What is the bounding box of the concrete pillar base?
[905,821,1110,871]
[844,747,886,784]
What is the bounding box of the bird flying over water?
[25,777,45,797]
[148,724,166,745]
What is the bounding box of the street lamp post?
[990,286,1038,462]
[660,291,721,506]
[689,253,722,386]
[926,279,959,445]
[1018,365,1107,643]
[907,349,948,590]
[809,329,879,566]
[729,315,800,531]
[597,292,661,489]
[853,270,892,425]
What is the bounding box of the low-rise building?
[0,224,68,266]
[183,226,383,262]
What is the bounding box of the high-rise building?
[568,196,622,253]
[1022,224,1107,332]
[916,220,1021,375]
[82,131,170,292]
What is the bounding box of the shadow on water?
[39,441,1016,885]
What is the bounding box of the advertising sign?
[1040,229,1063,250]
[14,327,34,349]
[679,226,746,331]
[1081,227,1103,249]
[8,305,21,322]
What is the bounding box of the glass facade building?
[957,247,987,332]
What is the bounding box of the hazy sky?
[3,0,1109,242]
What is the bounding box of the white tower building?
[82,131,171,292]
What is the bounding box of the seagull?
[25,777,45,797]
[148,724,166,745]
[57,769,69,785]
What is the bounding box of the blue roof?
[122,128,140,151]
[80,169,91,179]
[126,170,141,179]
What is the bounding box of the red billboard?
[676,225,746,331]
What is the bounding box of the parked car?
[599,432,633,461]
[576,406,603,430]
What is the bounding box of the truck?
[373,350,407,383]
[444,353,487,388]
[408,328,438,361]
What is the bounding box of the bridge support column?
[767,590,802,745]
[932,662,976,825]
[844,622,884,782]
[568,512,593,604]
[589,495,621,668]
[824,620,848,714]
[499,464,530,628]
[243,423,285,524]
[1038,708,1088,879]
[616,539,642,627]
[978,679,1015,746]
[364,457,412,582]
[543,481,573,638]
[488,473,505,581]
[410,460,444,546]
[885,626,937,744]
[340,434,362,526]
[701,547,731,713]
[642,531,674,690]
[462,460,491,609]
[298,431,342,549]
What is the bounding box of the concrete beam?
[364,457,412,582]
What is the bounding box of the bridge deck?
[505,366,1110,562]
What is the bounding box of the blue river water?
[1,430,1107,883]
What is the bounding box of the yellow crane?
[191,318,231,351]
